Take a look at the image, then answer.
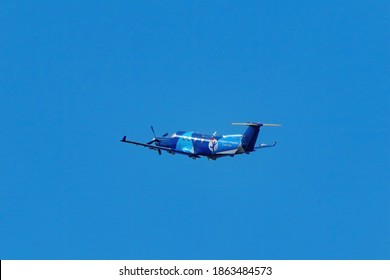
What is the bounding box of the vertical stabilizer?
[232,122,263,152]
[241,124,261,152]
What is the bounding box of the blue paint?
[175,131,195,154]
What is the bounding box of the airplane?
[120,122,281,160]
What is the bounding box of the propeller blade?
[151,125,157,138]
[162,133,168,137]
[158,149,161,155]
[146,139,156,144]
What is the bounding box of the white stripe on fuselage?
[222,134,243,138]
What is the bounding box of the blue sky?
[1,0,389,259]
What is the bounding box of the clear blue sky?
[1,0,389,259]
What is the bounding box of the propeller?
[146,126,159,144]
[146,126,168,151]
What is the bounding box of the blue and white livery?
[121,122,281,160]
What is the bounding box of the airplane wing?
[120,136,201,158]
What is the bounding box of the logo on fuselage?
[208,138,218,152]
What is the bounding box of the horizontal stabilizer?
[262,124,282,127]
[232,122,261,126]
[232,122,282,127]
[256,142,277,149]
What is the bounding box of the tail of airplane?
[232,122,281,152]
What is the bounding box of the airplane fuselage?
[157,131,245,158]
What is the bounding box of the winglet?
[121,136,127,142]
